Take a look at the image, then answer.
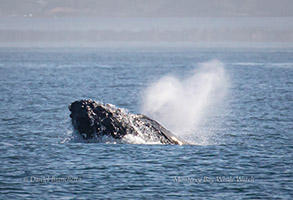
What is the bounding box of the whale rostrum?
[69,99,186,145]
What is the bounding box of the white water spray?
[141,60,229,144]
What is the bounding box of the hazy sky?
[0,0,292,47]
[1,0,292,18]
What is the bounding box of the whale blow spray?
[141,60,229,144]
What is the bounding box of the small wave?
[62,129,163,145]
[232,62,293,68]
[232,62,265,66]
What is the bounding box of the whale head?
[69,99,126,139]
[69,99,188,145]
[69,99,98,139]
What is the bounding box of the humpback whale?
[69,99,186,145]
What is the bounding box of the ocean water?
[0,47,292,199]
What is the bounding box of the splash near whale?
[142,60,229,144]
[69,99,187,145]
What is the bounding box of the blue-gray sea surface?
[0,48,292,199]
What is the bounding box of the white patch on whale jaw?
[171,136,183,145]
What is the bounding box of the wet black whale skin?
[69,99,186,145]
